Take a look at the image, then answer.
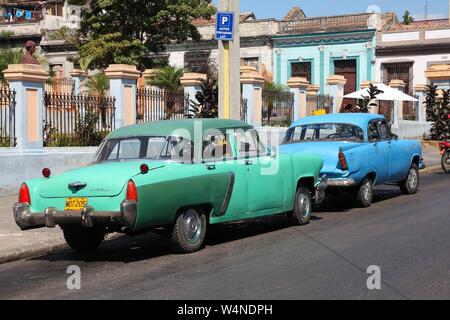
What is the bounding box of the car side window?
[203,131,233,162]
[234,129,266,159]
[368,121,382,142]
[160,137,193,163]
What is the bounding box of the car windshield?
[95,136,193,163]
[285,123,365,143]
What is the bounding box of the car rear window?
[285,123,364,143]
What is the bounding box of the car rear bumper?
[326,178,357,187]
[13,201,137,231]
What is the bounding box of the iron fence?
[0,89,16,147]
[241,98,248,122]
[307,94,334,116]
[136,88,189,123]
[43,93,116,147]
[262,90,294,127]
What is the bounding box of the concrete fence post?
[105,64,140,129]
[287,77,309,120]
[389,79,406,127]
[414,84,428,123]
[69,69,88,95]
[3,64,48,151]
[180,73,207,105]
[326,75,347,114]
[240,67,264,126]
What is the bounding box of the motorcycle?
[439,141,450,173]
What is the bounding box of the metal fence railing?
[0,89,16,147]
[262,90,294,127]
[307,94,334,116]
[43,93,116,147]
[136,88,189,123]
[241,98,248,122]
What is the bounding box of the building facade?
[272,13,396,98]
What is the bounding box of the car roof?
[289,113,385,128]
[107,119,253,140]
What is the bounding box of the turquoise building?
[272,13,394,99]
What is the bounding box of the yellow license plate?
[65,198,88,211]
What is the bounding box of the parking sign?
[216,12,234,41]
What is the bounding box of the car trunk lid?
[38,161,166,198]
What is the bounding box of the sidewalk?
[0,146,444,264]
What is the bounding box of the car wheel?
[442,151,450,174]
[289,188,312,226]
[352,177,373,207]
[63,226,105,253]
[400,163,419,194]
[170,207,207,253]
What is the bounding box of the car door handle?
[206,164,216,170]
[244,160,253,166]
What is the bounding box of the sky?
[211,0,449,21]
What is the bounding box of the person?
[20,40,39,65]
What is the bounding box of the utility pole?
[218,0,240,120]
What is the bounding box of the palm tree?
[149,66,184,92]
[83,72,110,128]
[83,72,110,98]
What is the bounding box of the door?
[368,120,390,184]
[234,128,285,212]
[202,130,249,216]
[334,59,357,111]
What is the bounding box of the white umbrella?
[344,83,418,102]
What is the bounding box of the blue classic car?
[280,114,425,207]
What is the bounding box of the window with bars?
[381,62,413,94]
[291,61,312,83]
[241,57,260,71]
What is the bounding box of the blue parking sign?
[216,12,234,41]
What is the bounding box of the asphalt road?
[0,172,449,300]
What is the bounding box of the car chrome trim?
[217,172,235,217]
[13,202,123,231]
[326,178,356,187]
[314,175,328,204]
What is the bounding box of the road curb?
[420,165,442,175]
[0,242,68,265]
[0,233,123,265]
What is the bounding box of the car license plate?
[65,198,88,211]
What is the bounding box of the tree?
[83,73,110,98]
[186,78,218,118]
[356,84,384,113]
[425,85,450,141]
[149,66,184,92]
[78,0,216,68]
[0,48,23,84]
[402,10,415,25]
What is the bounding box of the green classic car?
[14,119,326,253]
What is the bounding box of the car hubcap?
[408,169,418,190]
[362,181,372,201]
[298,193,311,219]
[181,210,202,243]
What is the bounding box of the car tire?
[442,151,450,174]
[170,207,207,253]
[351,177,374,208]
[400,163,420,194]
[289,188,312,226]
[63,226,105,253]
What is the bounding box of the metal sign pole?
[218,0,240,120]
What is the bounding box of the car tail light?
[126,180,138,202]
[338,149,349,171]
[19,183,31,205]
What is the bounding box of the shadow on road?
[30,187,404,264]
